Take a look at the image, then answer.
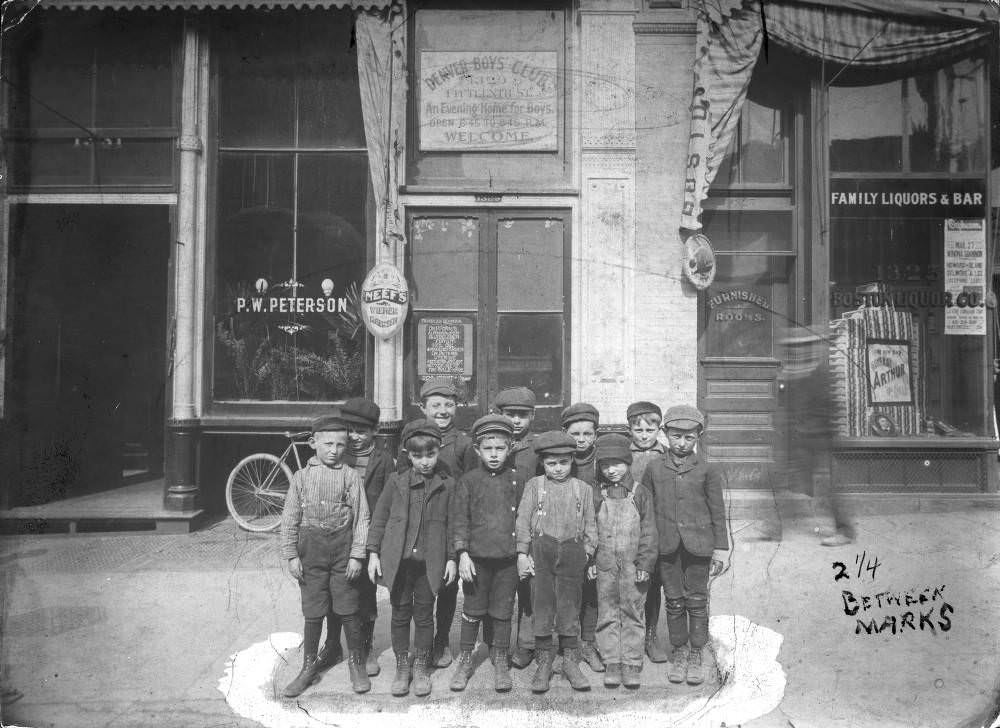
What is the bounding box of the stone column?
[165,19,206,511]
[577,3,637,424]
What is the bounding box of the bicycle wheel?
[226,453,294,532]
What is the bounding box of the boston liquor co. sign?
[360,262,409,339]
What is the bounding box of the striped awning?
[36,0,397,10]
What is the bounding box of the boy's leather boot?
[348,649,371,693]
[492,647,512,692]
[363,622,380,677]
[282,654,320,698]
[531,649,554,693]
[622,664,641,689]
[667,645,688,684]
[644,626,669,663]
[580,640,604,672]
[510,647,534,668]
[686,647,705,685]
[449,649,475,691]
[603,663,622,688]
[433,633,453,668]
[411,650,433,697]
[314,639,343,672]
[561,649,591,691]
[390,651,411,696]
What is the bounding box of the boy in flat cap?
[398,378,474,667]
[640,405,728,686]
[625,400,669,663]
[494,386,541,668]
[280,414,371,697]
[367,419,457,698]
[516,431,598,693]
[449,414,525,693]
[590,434,658,689]
[561,402,603,673]
[341,397,395,677]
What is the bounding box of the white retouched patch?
[219,615,785,728]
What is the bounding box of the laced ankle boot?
[348,649,371,693]
[492,647,512,692]
[283,654,320,698]
[390,651,411,696]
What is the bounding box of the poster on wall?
[866,339,913,405]
[419,51,558,151]
[417,316,475,378]
[943,218,987,336]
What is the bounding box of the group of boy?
[279,379,728,699]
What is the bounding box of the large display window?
[828,56,990,440]
[211,10,370,404]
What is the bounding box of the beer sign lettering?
[361,262,409,339]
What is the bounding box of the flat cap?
[595,433,633,464]
[400,418,443,444]
[495,386,537,410]
[533,430,577,456]
[420,377,459,399]
[471,413,514,439]
[340,397,380,427]
[311,413,348,433]
[561,402,599,427]
[662,404,705,431]
[626,401,662,422]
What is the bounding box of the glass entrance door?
[405,208,571,430]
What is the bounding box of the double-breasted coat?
[640,453,728,557]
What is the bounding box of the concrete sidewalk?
[1,508,999,728]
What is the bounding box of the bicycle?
[225,430,313,532]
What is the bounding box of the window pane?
[413,313,477,406]
[830,83,903,172]
[7,140,91,187]
[908,57,984,173]
[217,15,296,147]
[701,210,792,253]
[410,216,479,309]
[95,17,174,128]
[740,101,785,183]
[297,11,365,147]
[497,314,563,406]
[497,217,563,311]
[95,140,173,186]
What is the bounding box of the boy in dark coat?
[561,402,603,673]
[516,431,598,693]
[280,414,371,697]
[341,396,395,678]
[640,405,728,686]
[449,414,525,693]
[367,419,457,698]
[625,400,669,663]
[590,434,658,689]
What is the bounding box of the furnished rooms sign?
[419,51,558,151]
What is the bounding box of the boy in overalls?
[280,414,371,696]
[516,431,597,693]
[590,434,658,688]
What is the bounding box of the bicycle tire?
[226,453,294,532]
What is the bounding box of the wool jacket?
[593,475,659,573]
[507,431,540,484]
[640,452,728,557]
[573,447,598,485]
[397,427,475,477]
[629,441,665,484]
[366,466,455,597]
[452,463,525,559]
[345,444,396,512]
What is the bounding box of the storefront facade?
[1,0,996,516]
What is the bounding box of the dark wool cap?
[626,401,662,422]
[340,397,380,427]
[561,402,599,427]
[495,386,537,410]
[420,377,459,399]
[533,430,577,456]
[311,413,348,433]
[595,434,633,465]
[663,404,706,431]
[401,418,443,445]
[471,414,514,439]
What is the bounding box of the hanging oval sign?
[683,232,717,291]
[360,262,409,339]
